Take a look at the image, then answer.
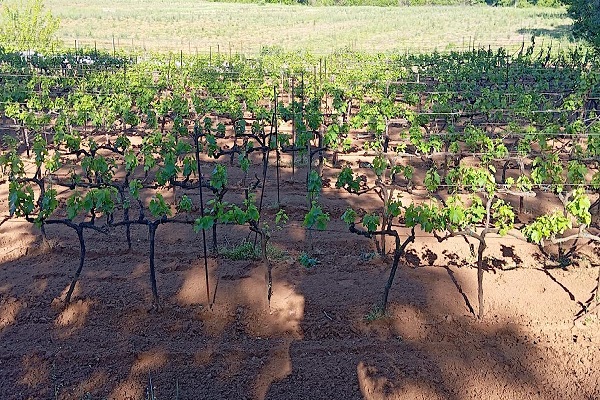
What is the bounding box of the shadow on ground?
[1,166,599,399]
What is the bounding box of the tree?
[0,0,59,50]
[565,0,600,49]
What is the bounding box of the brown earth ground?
[1,150,600,399]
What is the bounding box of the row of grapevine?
[1,42,599,318]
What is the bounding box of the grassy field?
[45,0,577,55]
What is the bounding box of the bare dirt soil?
[1,161,600,400]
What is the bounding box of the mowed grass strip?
[45,0,577,54]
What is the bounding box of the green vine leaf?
[210,164,228,191]
[424,167,441,192]
[336,167,362,193]
[178,195,193,213]
[523,212,572,245]
[341,208,358,225]
[66,194,83,220]
[129,179,143,200]
[149,193,172,219]
[304,202,329,231]
[307,170,322,199]
[8,181,35,217]
[194,215,215,232]
[362,213,380,233]
[566,189,591,226]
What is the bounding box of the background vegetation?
[211,0,563,7]
[564,0,600,48]
[0,0,59,50]
[38,0,576,55]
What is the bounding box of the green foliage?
[1,38,599,317]
[37,187,58,221]
[567,160,587,185]
[446,166,497,195]
[386,199,402,218]
[341,208,358,225]
[124,152,138,173]
[443,195,486,230]
[516,176,533,192]
[239,154,250,173]
[362,213,380,232]
[485,0,561,9]
[44,151,61,173]
[129,179,143,200]
[532,187,591,242]
[201,133,219,159]
[54,131,81,151]
[523,212,572,245]
[372,155,387,178]
[303,201,329,231]
[114,135,131,152]
[218,239,287,261]
[0,143,24,179]
[424,167,441,192]
[364,305,385,322]
[405,202,443,233]
[566,189,592,226]
[0,0,59,50]
[195,194,260,232]
[243,196,261,223]
[445,197,467,228]
[8,181,35,217]
[218,239,259,260]
[82,187,118,215]
[565,0,600,48]
[275,209,289,227]
[305,98,323,131]
[219,240,260,261]
[149,193,172,218]
[210,164,228,191]
[403,193,513,237]
[463,125,508,164]
[324,123,350,151]
[409,124,443,155]
[177,195,193,213]
[532,153,563,191]
[156,153,180,186]
[32,134,47,167]
[390,165,404,181]
[193,215,214,232]
[81,155,115,183]
[182,156,197,178]
[402,165,414,181]
[336,167,362,193]
[66,193,82,220]
[298,252,318,269]
[307,170,323,201]
[491,199,515,236]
